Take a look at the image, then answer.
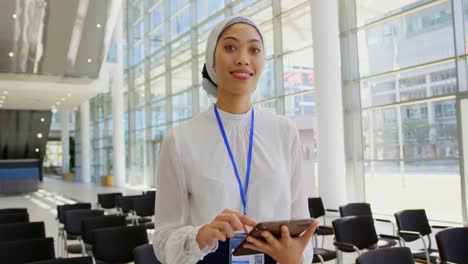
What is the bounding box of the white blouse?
[152,104,313,264]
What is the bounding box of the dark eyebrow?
[222,36,262,44]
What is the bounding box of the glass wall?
[342,0,465,222]
[123,0,316,188]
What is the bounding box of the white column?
[112,10,126,187]
[61,110,70,174]
[311,0,347,209]
[80,101,91,183]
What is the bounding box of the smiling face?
[213,23,265,98]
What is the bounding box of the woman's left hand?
[242,220,319,264]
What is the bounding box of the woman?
[153,16,316,264]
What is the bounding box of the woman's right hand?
[196,208,257,249]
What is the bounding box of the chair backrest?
[0,221,45,242]
[64,209,104,235]
[0,208,28,215]
[436,227,468,264]
[116,195,143,213]
[133,244,162,264]
[97,192,122,209]
[308,197,326,219]
[133,195,155,217]
[81,215,127,244]
[0,237,55,264]
[93,226,149,263]
[25,256,94,264]
[145,190,156,201]
[394,209,431,242]
[56,203,91,224]
[332,215,378,251]
[0,212,29,224]
[356,247,414,264]
[339,203,372,217]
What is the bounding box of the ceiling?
[0,0,122,111]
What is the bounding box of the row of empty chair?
[308,197,467,264]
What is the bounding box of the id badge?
[230,233,265,264]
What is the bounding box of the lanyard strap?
[214,105,254,215]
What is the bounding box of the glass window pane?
[283,48,314,95]
[150,77,166,103]
[281,5,312,52]
[252,61,275,102]
[358,1,454,77]
[171,6,191,38]
[281,0,307,12]
[362,108,399,160]
[134,64,145,87]
[356,0,422,27]
[134,85,146,108]
[151,100,167,126]
[285,92,315,116]
[361,62,457,108]
[171,63,192,94]
[149,28,164,54]
[256,100,276,114]
[149,4,164,32]
[150,52,165,79]
[365,160,461,222]
[197,0,224,23]
[172,92,193,121]
[401,99,459,160]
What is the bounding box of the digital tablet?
[232,218,315,256]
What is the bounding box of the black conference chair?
[56,203,91,256]
[26,256,95,264]
[0,237,55,264]
[63,209,104,256]
[436,227,468,264]
[356,247,415,264]
[0,221,45,242]
[116,194,144,224]
[308,197,334,247]
[133,244,162,264]
[394,209,447,264]
[332,215,400,264]
[0,212,29,224]
[92,226,149,263]
[339,203,397,248]
[97,192,122,211]
[132,195,155,227]
[81,215,127,247]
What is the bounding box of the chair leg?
[80,237,87,256]
[63,231,68,258]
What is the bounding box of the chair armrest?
[375,218,391,223]
[398,230,421,236]
[379,234,400,241]
[333,241,358,252]
[317,225,333,231]
[432,225,451,229]
[326,209,338,213]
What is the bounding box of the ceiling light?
[1,96,5,99]
[40,118,45,122]
[37,133,43,139]
[8,52,14,57]
[61,98,66,101]
[3,91,8,94]
[96,23,101,28]
[87,58,92,63]
[35,148,40,153]
[67,93,71,97]
[56,102,61,105]
[51,109,57,113]
[12,14,17,19]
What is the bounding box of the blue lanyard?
[214,105,254,216]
